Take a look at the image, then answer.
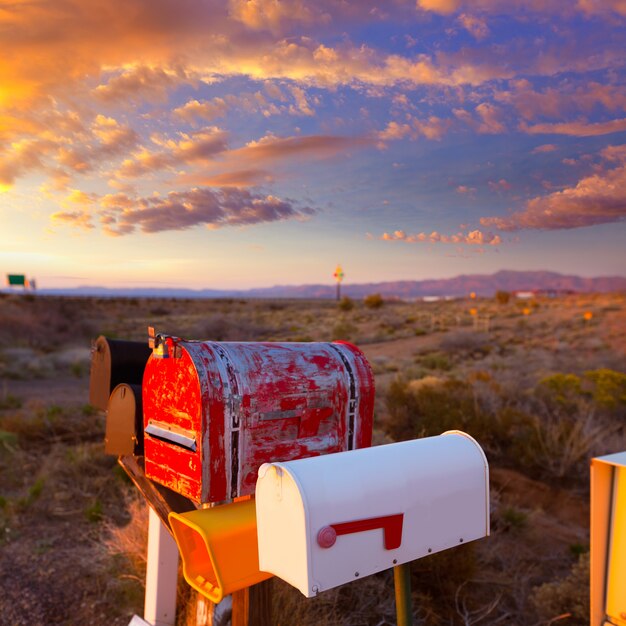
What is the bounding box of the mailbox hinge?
[213,343,242,500]
[329,344,359,450]
[148,327,182,359]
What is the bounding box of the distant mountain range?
[13,270,626,299]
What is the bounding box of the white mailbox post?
[255,431,489,597]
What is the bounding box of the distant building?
[514,289,576,299]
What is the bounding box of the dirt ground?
[0,291,624,625]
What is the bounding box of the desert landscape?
[0,290,624,625]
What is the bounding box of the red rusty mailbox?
[142,334,375,504]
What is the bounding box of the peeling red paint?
[143,340,374,504]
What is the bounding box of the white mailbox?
[255,430,489,597]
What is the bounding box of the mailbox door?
[143,345,218,503]
[105,383,143,455]
[606,465,626,623]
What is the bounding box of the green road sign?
[7,274,27,286]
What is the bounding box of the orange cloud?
[227,0,326,31]
[381,229,501,245]
[86,187,316,235]
[94,66,199,103]
[488,179,512,191]
[0,137,53,185]
[520,118,626,137]
[416,0,625,16]
[177,169,272,187]
[456,185,476,194]
[115,128,228,178]
[174,98,231,123]
[457,14,489,40]
[453,103,507,134]
[475,102,506,134]
[531,144,558,154]
[51,209,95,231]
[498,80,626,121]
[480,145,626,230]
[377,115,453,145]
[231,134,371,161]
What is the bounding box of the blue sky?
[1,0,625,288]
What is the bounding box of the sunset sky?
[1,0,625,289]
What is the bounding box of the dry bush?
[530,412,618,478]
[273,571,403,625]
[531,553,589,624]
[439,331,491,356]
[332,320,357,341]
[338,297,355,312]
[193,314,276,341]
[0,402,105,445]
[364,293,384,309]
[384,371,623,483]
[0,296,99,349]
[103,494,148,580]
[384,377,481,442]
[495,290,511,305]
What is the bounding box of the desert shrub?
[584,368,626,410]
[535,369,626,419]
[411,543,478,623]
[536,373,584,413]
[274,571,399,626]
[497,506,528,532]
[338,296,354,312]
[534,412,618,478]
[193,314,275,341]
[440,331,491,356]
[332,321,357,341]
[385,371,615,480]
[531,553,589,624]
[417,352,452,371]
[0,394,22,410]
[0,297,99,348]
[364,293,384,309]
[385,377,480,441]
[495,290,511,305]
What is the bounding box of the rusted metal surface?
[143,339,375,504]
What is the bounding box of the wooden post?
[232,580,273,626]
[144,507,179,626]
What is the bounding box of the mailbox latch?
[148,327,182,359]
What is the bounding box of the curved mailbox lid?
[256,431,489,597]
[143,337,375,504]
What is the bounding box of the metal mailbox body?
[143,339,374,504]
[255,431,489,597]
[591,451,626,626]
[90,336,151,411]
